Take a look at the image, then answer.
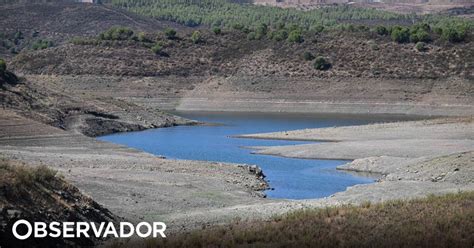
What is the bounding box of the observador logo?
[11,220,167,240]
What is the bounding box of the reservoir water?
[99,112,404,199]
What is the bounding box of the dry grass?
[0,158,57,188]
[138,192,474,248]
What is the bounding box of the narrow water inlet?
[98,111,416,199]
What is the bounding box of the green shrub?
[137,32,150,42]
[434,27,443,35]
[212,27,222,35]
[242,27,251,34]
[255,23,268,39]
[0,58,6,74]
[287,30,303,43]
[232,23,244,30]
[390,26,410,43]
[14,31,23,40]
[271,30,288,41]
[71,37,98,46]
[247,32,256,40]
[303,51,315,61]
[310,25,325,33]
[31,39,54,50]
[415,42,428,52]
[191,31,202,44]
[440,25,468,42]
[375,26,389,35]
[274,22,285,30]
[151,43,163,54]
[313,56,331,70]
[409,24,431,43]
[164,28,177,39]
[99,27,134,40]
[287,24,302,32]
[410,29,431,43]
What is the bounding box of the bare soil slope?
[8,29,474,116]
[0,159,117,247]
[0,72,195,136]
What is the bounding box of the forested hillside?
[109,0,473,45]
[110,0,408,29]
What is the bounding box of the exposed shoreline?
[1,104,474,234]
[175,98,474,117]
[0,109,271,233]
[235,118,473,216]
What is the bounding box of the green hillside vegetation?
[110,0,472,44]
[111,0,408,30]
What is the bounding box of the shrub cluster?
[377,20,471,43]
[31,39,54,50]
[436,22,469,42]
[99,27,134,41]
[390,26,411,43]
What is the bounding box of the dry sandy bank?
[0,109,270,232]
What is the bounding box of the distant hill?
[253,0,474,14]
[0,1,188,57]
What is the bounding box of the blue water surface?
[98,112,406,199]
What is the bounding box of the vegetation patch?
[31,39,54,50]
[110,0,473,45]
[313,56,331,70]
[0,59,6,75]
[125,192,474,247]
[415,42,428,52]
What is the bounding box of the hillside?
[0,158,117,247]
[7,25,474,115]
[0,1,472,119]
[0,1,187,58]
[0,2,472,246]
[253,0,474,14]
[0,69,195,136]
